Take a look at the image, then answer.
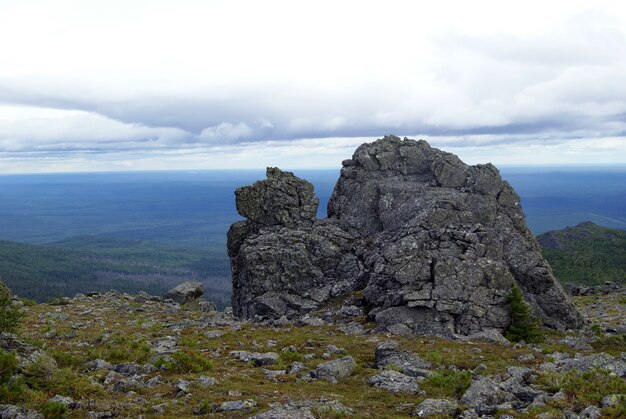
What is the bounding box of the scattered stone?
[559,336,594,351]
[49,395,76,409]
[152,336,177,354]
[175,379,190,396]
[263,368,287,382]
[112,377,145,393]
[310,356,356,383]
[579,405,602,419]
[412,399,459,417]
[204,330,225,339]
[601,394,625,408]
[152,403,167,415]
[368,370,422,394]
[0,404,44,418]
[337,322,366,335]
[163,281,203,304]
[286,362,306,375]
[197,376,218,387]
[557,352,626,377]
[215,399,257,412]
[84,359,112,372]
[230,350,279,366]
[375,341,432,377]
[460,376,516,414]
[571,281,623,296]
[337,305,364,317]
[145,375,162,388]
[466,330,511,345]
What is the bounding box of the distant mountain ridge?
[538,221,626,285]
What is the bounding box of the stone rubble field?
[0,286,624,418]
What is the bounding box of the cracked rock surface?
[228,136,583,335]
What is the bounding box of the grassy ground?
[4,291,625,418]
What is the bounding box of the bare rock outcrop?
[227,136,584,334]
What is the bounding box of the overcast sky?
[1,0,625,173]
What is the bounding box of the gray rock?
[112,377,145,392]
[163,281,203,304]
[558,352,626,377]
[216,399,257,412]
[113,362,155,377]
[337,305,364,317]
[49,395,76,409]
[310,356,356,383]
[152,403,167,415]
[249,400,353,419]
[0,333,57,370]
[460,376,516,414]
[601,394,625,408]
[204,330,225,339]
[228,136,583,335]
[467,329,511,345]
[337,322,366,335]
[286,362,306,375]
[86,412,115,419]
[412,399,458,417]
[250,405,315,419]
[197,376,218,387]
[375,341,432,377]
[230,350,279,366]
[175,379,190,396]
[368,370,422,394]
[84,359,112,372]
[580,406,602,419]
[0,404,44,419]
[559,336,594,350]
[145,375,162,388]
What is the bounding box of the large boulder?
[228,168,361,320]
[164,281,203,304]
[227,136,584,334]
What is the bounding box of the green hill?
[538,221,626,285]
[0,236,231,307]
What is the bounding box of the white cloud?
[197,122,254,143]
[0,105,190,152]
[0,0,625,172]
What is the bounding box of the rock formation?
[228,136,584,335]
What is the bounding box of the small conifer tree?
[505,284,543,343]
[0,281,23,333]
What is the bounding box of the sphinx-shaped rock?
[228,168,361,320]
[228,136,584,334]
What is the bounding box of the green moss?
[41,401,68,418]
[159,350,213,373]
[421,370,472,399]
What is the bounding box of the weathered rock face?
[228,136,584,334]
[228,168,361,320]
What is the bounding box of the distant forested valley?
[0,167,624,304]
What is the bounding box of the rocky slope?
[229,136,583,335]
[0,287,624,418]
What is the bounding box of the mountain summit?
[228,136,583,335]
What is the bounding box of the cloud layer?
[0,0,625,172]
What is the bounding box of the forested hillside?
[538,221,626,285]
[0,237,231,307]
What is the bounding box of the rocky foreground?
[1,285,624,418]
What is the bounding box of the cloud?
[0,105,190,152]
[197,122,254,143]
[0,0,625,172]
